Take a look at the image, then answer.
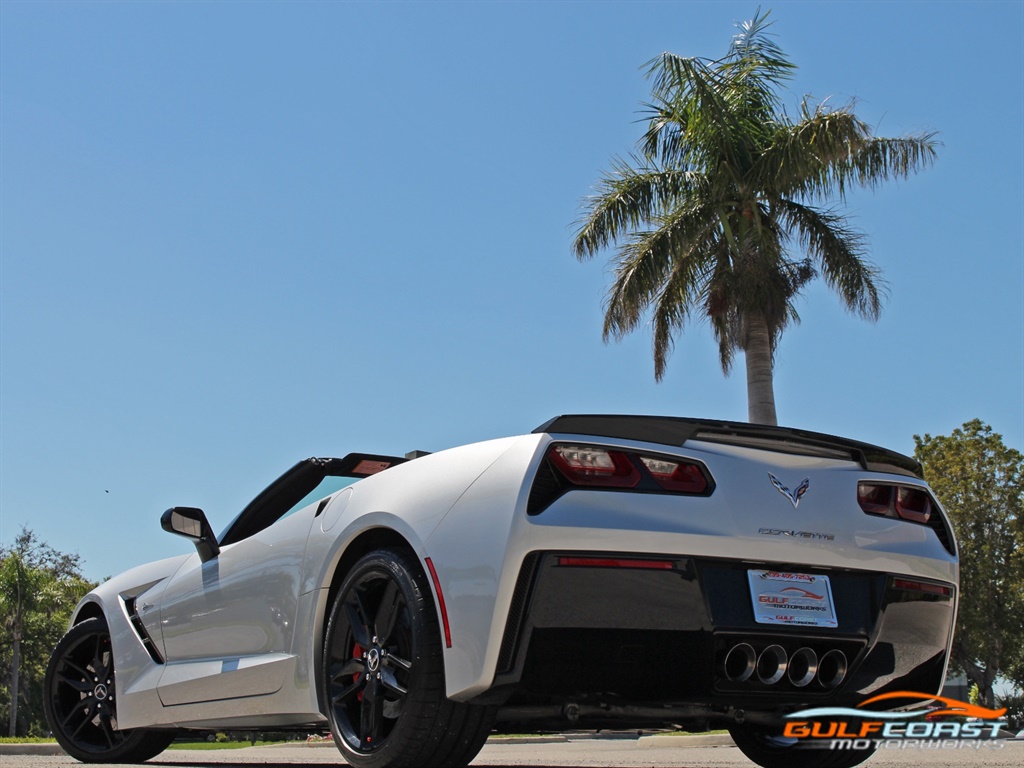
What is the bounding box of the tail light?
[639,456,709,494]
[858,482,932,523]
[895,486,932,523]
[857,483,892,515]
[535,443,713,511]
[549,445,640,488]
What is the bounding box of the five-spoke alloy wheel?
[44,617,175,763]
[323,548,493,768]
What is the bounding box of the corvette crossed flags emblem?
[768,472,810,509]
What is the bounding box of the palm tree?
[574,10,937,425]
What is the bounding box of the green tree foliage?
[913,420,1024,707]
[0,528,96,736]
[574,10,936,425]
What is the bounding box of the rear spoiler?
[533,415,923,479]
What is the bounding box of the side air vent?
[124,597,164,664]
[496,553,540,673]
[526,459,564,515]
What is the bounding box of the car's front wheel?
[44,617,176,763]
[323,548,494,768]
[728,723,878,768]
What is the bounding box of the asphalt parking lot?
[3,735,1021,768]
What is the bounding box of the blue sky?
[1,0,1021,582]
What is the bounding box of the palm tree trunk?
[744,313,778,425]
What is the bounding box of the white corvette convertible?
[45,415,958,768]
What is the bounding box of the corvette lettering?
[759,527,835,541]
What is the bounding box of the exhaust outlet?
[722,643,757,682]
[756,644,788,685]
[817,649,848,688]
[787,647,818,688]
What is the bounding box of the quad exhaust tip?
[722,644,847,688]
[818,649,848,689]
[722,643,757,682]
[787,647,818,688]
[756,644,788,685]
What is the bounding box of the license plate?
[747,570,838,628]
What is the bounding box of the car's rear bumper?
[491,551,955,714]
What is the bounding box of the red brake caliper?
[352,643,364,702]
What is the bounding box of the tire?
[44,617,176,763]
[728,724,878,768]
[323,548,495,768]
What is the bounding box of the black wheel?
[44,617,176,763]
[728,724,878,768]
[323,548,494,768]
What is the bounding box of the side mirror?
[161,507,220,563]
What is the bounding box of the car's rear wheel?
[728,724,878,768]
[323,548,494,768]
[44,617,176,763]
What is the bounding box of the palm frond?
[850,134,939,189]
[647,223,722,379]
[719,8,795,126]
[727,8,794,83]
[602,202,720,344]
[754,103,868,198]
[775,199,886,319]
[758,102,938,200]
[704,244,743,373]
[641,52,746,171]
[639,99,690,166]
[574,160,706,259]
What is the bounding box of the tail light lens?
[857,483,893,515]
[858,482,932,523]
[549,445,641,488]
[639,456,709,494]
[543,444,712,495]
[895,486,932,523]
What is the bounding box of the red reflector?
[556,557,675,570]
[424,557,452,648]
[548,445,640,488]
[893,578,952,597]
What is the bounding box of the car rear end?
[490,415,957,727]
